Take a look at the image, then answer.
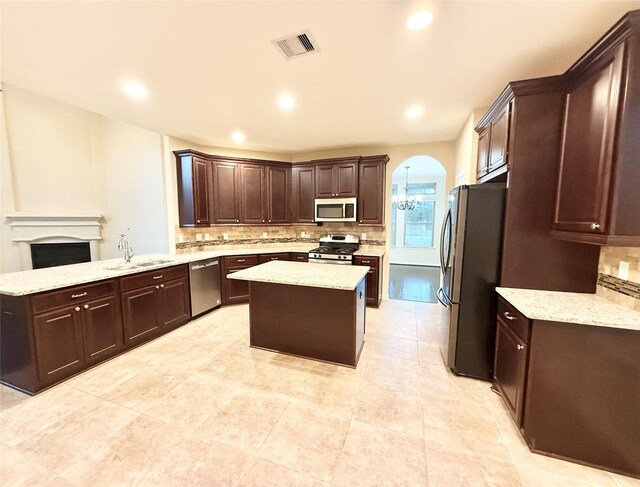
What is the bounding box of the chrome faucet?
[117,234,134,263]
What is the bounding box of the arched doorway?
[388,155,446,303]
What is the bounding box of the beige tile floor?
[1,299,638,486]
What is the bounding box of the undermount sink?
[105,259,175,271]
[104,263,141,271]
[135,258,175,267]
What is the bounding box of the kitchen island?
[228,261,368,367]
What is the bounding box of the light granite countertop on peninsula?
[496,287,640,331]
[228,261,369,290]
[0,244,385,296]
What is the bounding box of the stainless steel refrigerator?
[437,184,506,380]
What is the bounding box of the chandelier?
[392,166,422,211]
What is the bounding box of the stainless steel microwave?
[314,198,357,222]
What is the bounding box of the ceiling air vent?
[272,30,320,60]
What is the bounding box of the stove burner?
[309,246,356,255]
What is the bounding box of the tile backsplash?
[597,246,640,311]
[175,223,386,251]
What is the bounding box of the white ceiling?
[2,1,639,154]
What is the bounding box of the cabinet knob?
[590,223,600,230]
[83,304,89,309]
[263,220,265,223]
[197,219,200,223]
[516,344,525,351]
[160,284,165,288]
[74,306,80,312]
[155,285,160,289]
[236,219,239,223]
[269,220,271,223]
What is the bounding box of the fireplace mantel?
[6,214,103,270]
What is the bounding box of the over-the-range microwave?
[314,197,357,222]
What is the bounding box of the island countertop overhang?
[227,261,369,290]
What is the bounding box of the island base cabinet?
[523,321,640,478]
[33,305,85,385]
[248,279,366,367]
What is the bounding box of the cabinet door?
[33,305,84,383]
[488,105,510,171]
[259,253,290,264]
[158,277,190,328]
[121,285,160,344]
[223,265,252,304]
[365,269,378,305]
[554,47,624,234]
[267,166,289,223]
[292,165,316,222]
[476,129,490,178]
[358,159,384,224]
[315,164,336,198]
[211,161,241,224]
[193,158,210,225]
[493,319,528,426]
[81,296,123,363]
[240,164,266,223]
[336,161,358,197]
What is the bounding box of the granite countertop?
[0,244,385,296]
[496,287,640,332]
[228,261,369,290]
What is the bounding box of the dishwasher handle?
[191,261,219,270]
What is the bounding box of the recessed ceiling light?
[231,131,246,143]
[406,11,433,30]
[121,80,149,101]
[278,94,296,111]
[406,105,424,119]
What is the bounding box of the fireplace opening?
[31,242,91,269]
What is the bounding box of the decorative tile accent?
[597,273,640,299]
[597,246,640,310]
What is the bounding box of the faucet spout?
[117,233,134,263]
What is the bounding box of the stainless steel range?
[308,234,359,265]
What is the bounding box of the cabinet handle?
[75,306,80,312]
[71,292,87,299]
[517,344,525,350]
[361,260,370,264]
[155,285,160,289]
[237,259,246,263]
[503,311,517,321]
[83,304,89,309]
[153,275,163,280]
[590,223,600,230]
[160,284,165,288]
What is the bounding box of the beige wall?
[1,84,169,272]
[453,108,487,186]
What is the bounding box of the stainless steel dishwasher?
[189,258,221,316]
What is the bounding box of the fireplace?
[6,215,103,270]
[31,242,92,269]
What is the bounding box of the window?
[390,183,437,248]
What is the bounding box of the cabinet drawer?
[223,255,259,267]
[32,280,118,315]
[290,252,309,262]
[259,253,290,263]
[497,298,531,343]
[120,265,187,292]
[353,256,379,268]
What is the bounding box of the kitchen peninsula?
[228,260,368,367]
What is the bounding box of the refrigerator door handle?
[439,208,452,273]
[436,287,449,308]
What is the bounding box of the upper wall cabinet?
[313,157,359,198]
[475,99,512,182]
[291,164,315,223]
[266,165,289,224]
[358,155,388,225]
[240,164,267,224]
[176,153,210,227]
[552,11,640,245]
[210,160,241,224]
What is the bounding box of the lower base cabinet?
[81,295,124,363]
[353,255,383,307]
[221,255,259,305]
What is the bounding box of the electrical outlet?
[204,233,211,241]
[223,233,229,241]
[619,261,630,280]
[361,233,367,240]
[262,232,268,239]
[301,231,306,238]
[178,235,184,243]
[195,233,203,241]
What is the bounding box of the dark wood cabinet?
[221,255,259,305]
[266,165,289,224]
[488,103,511,172]
[476,129,490,179]
[552,18,640,246]
[313,157,359,198]
[81,295,123,363]
[121,266,191,345]
[352,255,382,307]
[291,164,316,223]
[33,305,85,384]
[176,154,210,227]
[493,313,529,428]
[240,164,266,224]
[289,252,309,262]
[357,155,387,225]
[259,253,290,263]
[211,160,241,224]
